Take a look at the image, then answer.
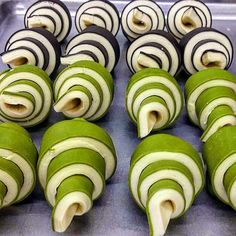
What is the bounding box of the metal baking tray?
[0,1,236,235]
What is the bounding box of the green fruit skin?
[203,126,236,204]
[0,122,38,202]
[45,148,106,205]
[147,179,185,236]
[38,119,117,181]
[51,175,94,231]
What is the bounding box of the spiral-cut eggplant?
[203,126,236,210]
[2,28,61,76]
[127,30,181,76]
[129,134,205,236]
[0,122,37,207]
[24,0,72,43]
[185,68,236,142]
[180,28,234,75]
[54,60,114,121]
[126,68,183,138]
[61,26,120,72]
[0,65,52,127]
[167,0,212,40]
[121,0,165,41]
[38,119,117,232]
[75,0,120,36]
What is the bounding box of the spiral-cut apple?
[121,0,165,41]
[129,134,205,236]
[38,119,117,232]
[24,0,72,42]
[54,60,114,121]
[180,28,233,75]
[0,122,37,207]
[0,65,52,127]
[75,0,120,36]
[126,68,183,138]
[185,68,236,142]
[167,0,212,40]
[203,126,236,210]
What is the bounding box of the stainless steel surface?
[0,1,236,236]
